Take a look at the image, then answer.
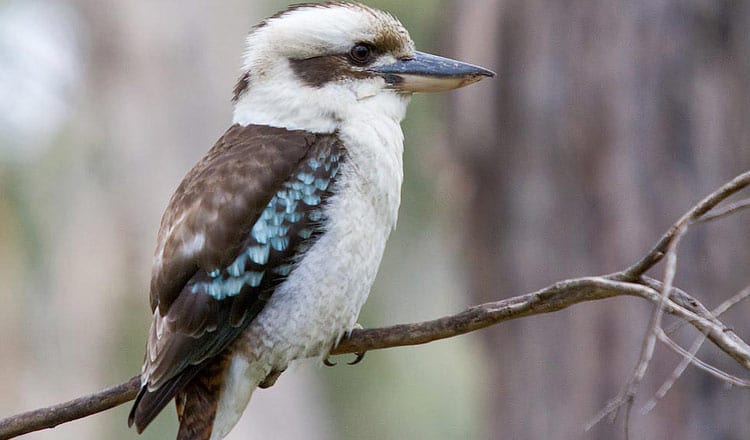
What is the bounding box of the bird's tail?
[188,354,269,440]
[128,364,203,434]
[174,355,232,440]
[130,352,267,440]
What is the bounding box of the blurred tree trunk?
[444,1,750,439]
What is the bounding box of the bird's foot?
[346,323,366,364]
[323,323,367,367]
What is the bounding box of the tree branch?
[0,376,141,439]
[623,170,750,279]
[2,275,747,439]
[2,170,749,439]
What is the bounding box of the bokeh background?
[1,0,749,439]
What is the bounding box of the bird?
[127,2,494,439]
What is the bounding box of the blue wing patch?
[187,145,342,300]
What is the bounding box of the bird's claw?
[323,351,366,367]
[347,351,366,365]
[345,323,366,365]
[325,323,367,366]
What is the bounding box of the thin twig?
[642,332,707,414]
[645,285,750,412]
[694,198,750,224]
[710,284,750,316]
[586,223,688,435]
[665,284,750,336]
[631,223,687,425]
[623,171,750,278]
[656,329,750,387]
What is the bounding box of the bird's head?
[232,2,494,133]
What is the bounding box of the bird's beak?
[369,51,495,93]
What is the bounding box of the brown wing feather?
[150,124,315,313]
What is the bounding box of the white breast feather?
[212,81,409,439]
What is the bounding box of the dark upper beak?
[368,51,495,93]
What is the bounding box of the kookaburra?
[128,2,493,439]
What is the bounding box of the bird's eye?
[348,43,374,65]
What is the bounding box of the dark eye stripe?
[289,55,373,88]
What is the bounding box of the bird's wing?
[129,123,343,431]
[150,124,316,313]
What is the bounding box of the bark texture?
[445,1,750,439]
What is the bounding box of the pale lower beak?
[369,51,495,93]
